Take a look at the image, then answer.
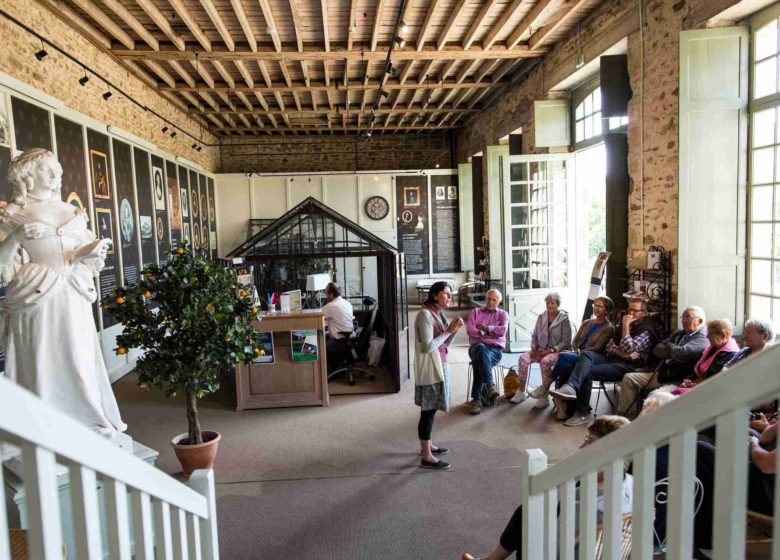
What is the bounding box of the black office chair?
[328,296,378,386]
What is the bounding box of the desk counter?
[235,310,329,410]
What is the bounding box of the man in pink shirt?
[467,289,509,415]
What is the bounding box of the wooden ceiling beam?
[279,61,292,87]
[38,0,112,50]
[113,44,543,62]
[144,60,175,87]
[475,59,499,83]
[436,88,456,109]
[398,61,415,85]
[189,59,215,88]
[482,0,526,50]
[416,60,434,84]
[292,91,302,111]
[437,59,455,83]
[273,92,286,111]
[199,0,236,51]
[229,0,257,51]
[212,123,458,133]
[162,79,501,93]
[347,0,357,51]
[492,59,520,82]
[195,106,478,116]
[70,0,134,50]
[467,87,490,109]
[267,114,279,128]
[455,59,477,83]
[506,0,560,49]
[343,59,349,87]
[436,0,467,50]
[179,91,203,110]
[168,0,211,51]
[301,60,310,87]
[416,0,440,52]
[234,60,254,88]
[529,0,591,49]
[199,91,220,111]
[450,88,471,108]
[325,90,334,110]
[235,91,254,111]
[206,114,224,128]
[169,60,196,88]
[256,60,273,87]
[462,0,500,50]
[321,0,330,52]
[211,60,235,88]
[253,92,271,112]
[370,0,387,52]
[217,92,236,111]
[288,0,304,52]
[258,0,282,52]
[100,0,159,50]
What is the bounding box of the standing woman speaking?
[414,281,464,469]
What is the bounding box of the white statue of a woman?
[0,148,126,437]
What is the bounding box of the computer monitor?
[306,273,331,292]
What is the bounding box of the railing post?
[0,451,10,560]
[713,408,749,560]
[631,446,656,560]
[559,480,576,560]
[521,449,547,560]
[667,428,696,559]
[21,444,63,560]
[188,469,219,560]
[69,464,103,560]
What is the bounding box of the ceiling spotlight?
[374,174,378,181]
[102,89,112,100]
[196,146,203,152]
[379,90,389,98]
[393,36,406,49]
[161,126,169,133]
[400,22,409,35]
[436,163,440,168]
[191,143,198,149]
[170,131,177,139]
[35,48,48,61]
[79,74,89,86]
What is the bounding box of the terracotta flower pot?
[171,431,221,478]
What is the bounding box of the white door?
[502,154,576,351]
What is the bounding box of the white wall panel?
[287,176,323,207]
[323,176,358,221]
[250,176,286,219]
[215,174,251,256]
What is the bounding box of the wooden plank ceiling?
[42,0,602,136]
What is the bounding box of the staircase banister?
[0,377,208,518]
[530,344,780,495]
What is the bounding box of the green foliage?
[104,241,262,439]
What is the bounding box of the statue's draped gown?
[0,203,126,435]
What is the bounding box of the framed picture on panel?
[90,149,110,200]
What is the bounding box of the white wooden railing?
[0,377,219,560]
[521,344,780,560]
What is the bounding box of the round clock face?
[364,196,389,220]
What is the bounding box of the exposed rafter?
[481,0,526,50]
[506,0,559,49]
[529,0,591,49]
[416,0,440,52]
[436,0,467,50]
[258,0,282,52]
[230,0,257,51]
[199,0,235,51]
[371,0,387,52]
[288,0,304,52]
[462,0,500,50]
[70,0,134,50]
[168,0,211,51]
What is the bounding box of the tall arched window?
[573,86,628,147]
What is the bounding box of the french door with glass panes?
[502,154,576,351]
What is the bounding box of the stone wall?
[0,0,218,170]
[456,0,741,302]
[219,132,454,173]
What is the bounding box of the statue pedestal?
[3,440,159,559]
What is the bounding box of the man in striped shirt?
[551,298,659,426]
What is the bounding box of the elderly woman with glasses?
[509,292,572,406]
[461,415,632,560]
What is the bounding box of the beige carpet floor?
[113,313,610,559]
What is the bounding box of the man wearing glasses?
[617,305,708,418]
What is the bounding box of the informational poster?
[253,332,275,364]
[190,170,201,249]
[11,97,52,151]
[291,330,318,362]
[112,139,140,287]
[87,129,120,328]
[207,177,217,257]
[54,116,97,327]
[395,175,429,274]
[151,154,169,264]
[133,148,157,268]
[198,174,209,253]
[431,175,461,273]
[166,161,182,244]
[178,165,191,247]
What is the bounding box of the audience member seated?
[322,282,354,374]
[544,296,615,420]
[724,317,775,370]
[748,422,776,515]
[460,415,631,560]
[618,306,708,418]
[552,298,660,427]
[510,292,572,406]
[466,289,509,415]
[668,318,739,395]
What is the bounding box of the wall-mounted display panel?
[133,148,156,268]
[431,174,461,273]
[395,175,430,275]
[166,160,182,244]
[113,139,141,286]
[11,97,51,151]
[151,154,169,264]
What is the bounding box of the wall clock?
[364,195,390,220]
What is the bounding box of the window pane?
[513,271,529,290]
[751,259,772,294]
[510,163,526,181]
[553,247,568,267]
[756,19,779,60]
[512,250,529,268]
[511,184,529,203]
[593,113,603,136]
[531,268,550,289]
[511,228,529,247]
[584,94,592,116]
[593,88,602,111]
[575,103,584,120]
[511,206,529,225]
[775,186,780,219]
[584,116,593,139]
[752,186,774,221]
[751,223,774,257]
[531,248,550,267]
[755,57,778,99]
[774,262,780,294]
[773,297,780,321]
[753,108,776,147]
[752,147,774,184]
[553,269,568,288]
[609,117,620,130]
[550,161,567,181]
[751,294,772,318]
[576,120,584,142]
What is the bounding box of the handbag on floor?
[503,368,521,398]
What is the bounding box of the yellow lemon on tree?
[206,304,215,313]
[239,289,246,297]
[116,296,125,304]
[116,347,127,355]
[251,307,258,314]
[177,247,185,254]
[144,291,151,298]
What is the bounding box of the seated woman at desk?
[323,282,354,372]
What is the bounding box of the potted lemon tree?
[105,241,263,476]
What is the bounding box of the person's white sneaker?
[533,396,550,409]
[528,385,549,399]
[509,391,527,404]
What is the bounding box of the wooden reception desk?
[235,310,330,410]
